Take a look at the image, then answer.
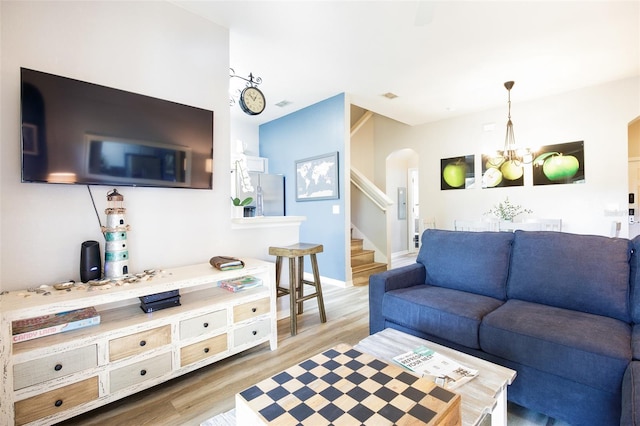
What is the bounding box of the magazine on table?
[392,345,478,390]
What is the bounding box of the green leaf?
[239,197,253,206]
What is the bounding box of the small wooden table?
[236,343,461,425]
[355,329,516,426]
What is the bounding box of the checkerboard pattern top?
[238,344,460,425]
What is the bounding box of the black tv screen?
[21,68,214,189]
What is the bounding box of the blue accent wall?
[259,94,346,281]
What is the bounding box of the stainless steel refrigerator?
[247,173,285,216]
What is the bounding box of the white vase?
[232,206,244,218]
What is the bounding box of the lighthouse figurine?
[102,188,130,278]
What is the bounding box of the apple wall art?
[481,154,525,188]
[533,141,585,186]
[441,155,475,190]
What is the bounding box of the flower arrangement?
[485,197,532,221]
[231,158,254,206]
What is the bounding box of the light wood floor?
[56,284,371,426]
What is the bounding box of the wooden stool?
[268,243,327,336]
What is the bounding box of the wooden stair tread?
[352,262,387,273]
[350,237,385,286]
[352,248,374,254]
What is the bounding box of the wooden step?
[351,249,375,267]
[351,238,364,252]
[352,262,387,286]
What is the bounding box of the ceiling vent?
[382,92,398,99]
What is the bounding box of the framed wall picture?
[533,141,585,185]
[440,155,475,190]
[295,151,339,201]
[481,154,525,188]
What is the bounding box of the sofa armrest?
[622,362,640,426]
[369,263,426,334]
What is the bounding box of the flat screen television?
[21,68,214,189]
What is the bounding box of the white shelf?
[231,215,306,229]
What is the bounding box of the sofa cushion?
[507,231,632,322]
[633,325,640,361]
[417,229,514,300]
[480,299,632,393]
[382,284,504,349]
[622,362,640,426]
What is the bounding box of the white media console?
[0,259,277,425]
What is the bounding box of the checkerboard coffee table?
[235,343,461,425]
[355,328,517,426]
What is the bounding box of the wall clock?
[239,86,266,116]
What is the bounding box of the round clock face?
[239,86,266,115]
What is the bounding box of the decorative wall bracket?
[229,68,263,106]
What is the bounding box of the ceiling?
[173,1,640,127]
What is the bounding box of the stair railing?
[350,167,393,212]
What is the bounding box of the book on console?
[393,345,478,390]
[218,275,263,293]
[209,255,245,271]
[12,306,101,343]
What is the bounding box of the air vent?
[382,92,398,99]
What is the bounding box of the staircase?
[351,238,387,286]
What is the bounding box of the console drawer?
[13,344,97,390]
[233,298,270,323]
[109,351,172,393]
[180,333,227,367]
[180,309,227,340]
[233,318,271,347]
[15,376,98,425]
[109,325,171,361]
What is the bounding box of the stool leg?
[310,253,327,323]
[275,255,283,297]
[297,256,305,314]
[288,257,297,336]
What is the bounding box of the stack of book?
[139,289,181,313]
[12,307,101,343]
[218,275,262,293]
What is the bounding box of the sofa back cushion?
[417,229,514,300]
[507,231,632,322]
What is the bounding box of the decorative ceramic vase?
[233,205,244,218]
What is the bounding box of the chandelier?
[488,81,535,167]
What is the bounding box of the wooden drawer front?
[233,318,271,347]
[15,376,98,426]
[180,333,228,367]
[109,325,171,361]
[110,351,172,393]
[233,298,270,323]
[180,309,227,340]
[13,344,97,390]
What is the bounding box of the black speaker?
[80,240,101,283]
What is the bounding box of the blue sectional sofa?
[369,229,640,425]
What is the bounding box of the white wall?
[373,77,639,237]
[0,1,298,292]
